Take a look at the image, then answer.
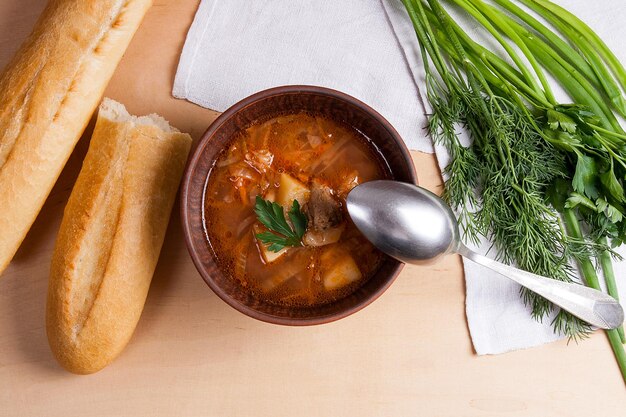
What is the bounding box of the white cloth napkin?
[174,0,626,355]
[173,0,432,153]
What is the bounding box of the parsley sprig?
[254,196,308,252]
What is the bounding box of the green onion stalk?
[400,0,626,383]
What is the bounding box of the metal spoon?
[347,180,624,330]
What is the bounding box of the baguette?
[0,0,152,276]
[46,99,192,374]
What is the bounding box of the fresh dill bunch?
[471,98,585,326]
[434,88,593,338]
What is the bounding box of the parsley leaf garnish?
[254,196,308,252]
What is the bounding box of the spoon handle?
[457,244,624,329]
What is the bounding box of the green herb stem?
[449,0,546,99]
[607,329,626,383]
[463,0,557,104]
[563,209,600,287]
[426,8,552,108]
[460,1,623,133]
[599,237,626,343]
[567,30,626,117]
[492,0,599,86]
[529,0,626,93]
[523,34,620,132]
[564,209,626,381]
[478,4,615,131]
[516,0,626,116]
[588,124,626,142]
[402,0,449,84]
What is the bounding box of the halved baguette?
[0,0,153,276]
[46,99,191,374]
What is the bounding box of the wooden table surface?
[1,1,624,416]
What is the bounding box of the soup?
[203,112,390,307]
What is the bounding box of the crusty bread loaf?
[46,99,192,374]
[0,0,152,276]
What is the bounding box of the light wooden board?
[1,1,624,416]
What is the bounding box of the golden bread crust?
[0,0,153,275]
[46,99,191,374]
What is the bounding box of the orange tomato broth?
[203,112,391,307]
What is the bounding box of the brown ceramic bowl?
[181,85,416,325]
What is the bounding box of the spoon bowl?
[347,180,459,264]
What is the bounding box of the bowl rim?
[180,85,417,326]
